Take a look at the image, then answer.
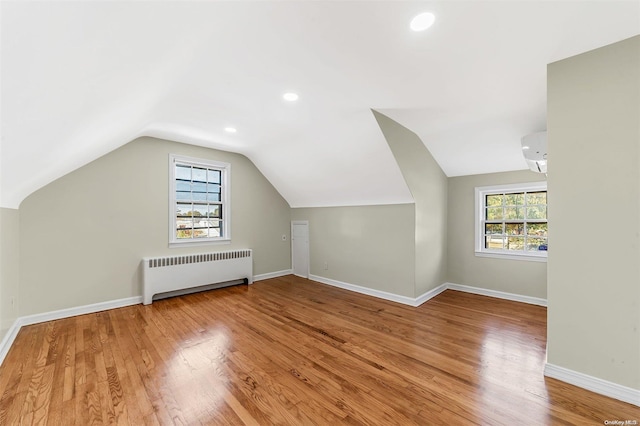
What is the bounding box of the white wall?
[547,35,639,390]
[447,170,548,298]
[18,137,291,316]
[373,111,448,296]
[0,208,19,340]
[291,204,416,297]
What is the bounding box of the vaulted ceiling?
[1,1,638,208]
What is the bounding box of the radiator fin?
[148,249,252,269]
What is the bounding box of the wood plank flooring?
[0,275,638,425]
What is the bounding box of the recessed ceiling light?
[410,12,435,32]
[522,145,530,150]
[224,127,237,133]
[283,92,299,102]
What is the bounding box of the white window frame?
[475,181,547,262]
[169,154,231,247]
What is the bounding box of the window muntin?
[475,182,547,261]
[170,155,230,246]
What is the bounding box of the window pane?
[526,206,547,219]
[526,192,547,205]
[193,192,207,201]
[208,205,221,218]
[526,237,547,251]
[485,223,502,234]
[506,236,524,251]
[192,223,208,230]
[176,217,193,227]
[193,167,207,182]
[486,194,503,207]
[192,205,208,217]
[504,193,524,206]
[527,223,547,237]
[192,182,206,193]
[208,169,221,184]
[176,181,190,191]
[207,218,221,228]
[485,236,504,249]
[176,229,194,239]
[176,191,192,201]
[487,207,503,220]
[206,228,221,238]
[176,217,193,239]
[207,184,221,193]
[176,203,192,216]
[506,223,524,235]
[504,207,524,220]
[176,165,191,180]
[207,192,221,202]
[193,229,208,238]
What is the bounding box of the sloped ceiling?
[1,1,638,208]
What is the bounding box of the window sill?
[170,239,231,248]
[475,250,547,263]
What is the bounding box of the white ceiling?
[1,1,638,208]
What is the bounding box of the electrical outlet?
[323,261,328,270]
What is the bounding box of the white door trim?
[291,220,310,279]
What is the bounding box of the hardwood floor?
[0,276,638,425]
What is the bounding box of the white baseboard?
[414,283,448,306]
[254,269,293,282]
[310,274,417,306]
[0,320,22,369]
[544,363,640,407]
[308,276,546,308]
[309,275,448,307]
[19,296,143,327]
[0,296,142,366]
[446,282,547,307]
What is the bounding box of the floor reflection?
[478,322,550,423]
[164,327,231,423]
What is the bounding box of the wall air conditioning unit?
[521,131,547,174]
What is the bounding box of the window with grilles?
[169,155,231,246]
[475,182,547,261]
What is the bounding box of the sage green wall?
[448,170,547,298]
[291,205,416,297]
[373,111,448,296]
[0,208,19,339]
[18,137,291,316]
[547,36,640,390]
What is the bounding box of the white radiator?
[142,249,253,305]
